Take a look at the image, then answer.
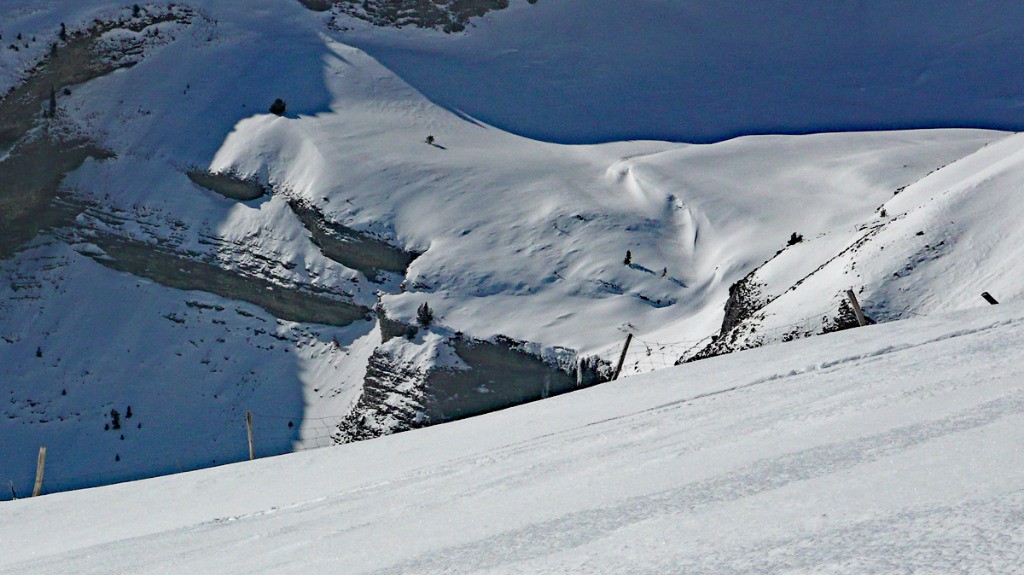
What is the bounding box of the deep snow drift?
[2,302,1022,574]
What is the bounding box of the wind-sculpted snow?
[1,303,1022,574]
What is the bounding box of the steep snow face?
[2,302,1023,574]
[873,133,1024,309]
[702,132,1024,356]
[338,0,1024,143]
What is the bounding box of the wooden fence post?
[612,334,634,381]
[32,446,47,497]
[845,290,868,327]
[246,411,255,461]
[981,292,999,305]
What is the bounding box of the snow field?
[1,301,1022,573]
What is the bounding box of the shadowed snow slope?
[2,302,1023,574]
[339,0,1024,143]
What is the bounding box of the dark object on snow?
[417,302,434,327]
[110,409,121,430]
[125,405,133,419]
[133,4,141,17]
[269,98,287,116]
[623,250,632,265]
[787,232,803,246]
[425,135,435,145]
[115,454,120,462]
[982,292,999,305]
[36,346,42,358]
[48,86,57,118]
[59,23,67,42]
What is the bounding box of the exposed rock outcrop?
[303,0,515,33]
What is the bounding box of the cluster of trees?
[104,405,133,431]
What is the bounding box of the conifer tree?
[417,302,434,327]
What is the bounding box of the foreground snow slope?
[3,302,1022,574]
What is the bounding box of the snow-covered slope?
[339,0,1024,143]
[2,0,1021,498]
[699,132,1024,357]
[2,302,1022,574]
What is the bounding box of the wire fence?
[2,410,356,501]
[597,294,937,380]
[247,411,348,451]
[4,292,950,501]
[612,337,709,378]
[15,451,227,498]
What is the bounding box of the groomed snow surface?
[3,302,1023,574]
